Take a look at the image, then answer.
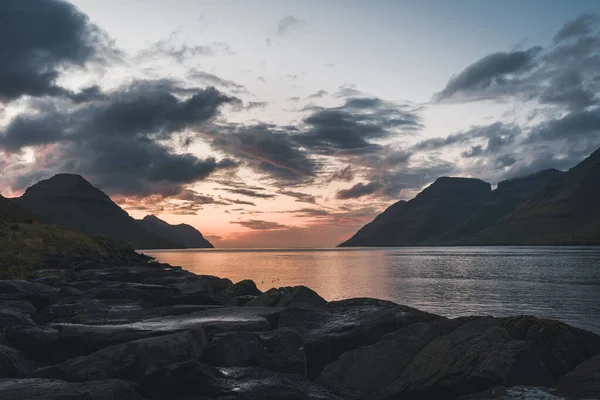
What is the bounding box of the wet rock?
[57,286,83,298]
[0,300,36,316]
[278,298,437,379]
[0,345,32,378]
[153,291,237,307]
[204,328,306,376]
[36,329,206,382]
[558,353,600,399]
[172,275,233,294]
[0,309,35,343]
[317,318,463,399]
[370,317,553,400]
[143,361,342,400]
[83,285,179,305]
[227,280,262,297]
[504,315,600,380]
[246,286,326,308]
[0,378,143,400]
[234,295,257,306]
[35,297,137,324]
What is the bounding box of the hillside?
[13,174,182,250]
[138,215,213,248]
[339,148,600,247]
[0,194,143,272]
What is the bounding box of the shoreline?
[1,258,599,399]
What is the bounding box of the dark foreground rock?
[1,261,600,399]
[0,378,143,400]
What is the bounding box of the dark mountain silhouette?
[13,174,182,250]
[0,194,36,223]
[138,214,213,248]
[339,148,600,247]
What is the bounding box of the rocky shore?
[1,260,600,400]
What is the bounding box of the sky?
[2,0,600,247]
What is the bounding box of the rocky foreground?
[1,261,600,400]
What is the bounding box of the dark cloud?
[296,97,421,155]
[277,15,301,36]
[330,165,355,182]
[232,219,289,230]
[435,47,541,101]
[137,31,234,63]
[336,182,380,200]
[221,188,276,199]
[291,208,330,217]
[436,14,600,111]
[223,198,257,206]
[278,190,316,204]
[527,107,600,143]
[188,70,246,92]
[0,80,238,196]
[0,0,112,102]
[209,123,318,186]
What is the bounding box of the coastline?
[1,258,599,399]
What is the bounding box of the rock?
[370,317,553,400]
[0,378,143,400]
[246,286,326,308]
[0,280,58,298]
[204,328,306,376]
[83,285,179,305]
[36,329,207,383]
[0,309,35,343]
[234,295,257,306]
[57,286,83,298]
[278,298,438,379]
[142,361,342,399]
[504,315,600,380]
[458,386,565,399]
[0,300,36,316]
[228,280,262,297]
[317,318,463,399]
[35,297,134,324]
[558,353,600,399]
[153,291,237,307]
[172,275,233,294]
[4,325,60,364]
[0,345,32,378]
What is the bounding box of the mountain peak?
[420,176,491,199]
[22,173,109,201]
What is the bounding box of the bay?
[143,246,600,333]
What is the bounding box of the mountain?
[13,174,181,250]
[138,215,213,248]
[0,194,36,223]
[339,148,600,247]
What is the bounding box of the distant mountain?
[13,174,181,250]
[138,215,213,248]
[339,148,600,247]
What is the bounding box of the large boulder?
[142,361,342,399]
[246,286,326,308]
[0,309,35,343]
[318,318,463,399]
[36,329,206,383]
[227,280,262,297]
[278,298,438,378]
[4,325,60,364]
[204,328,306,376]
[0,280,58,297]
[369,317,554,400]
[0,378,143,400]
[504,315,600,380]
[558,354,600,399]
[0,345,32,378]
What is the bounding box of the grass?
[0,222,143,272]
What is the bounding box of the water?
[143,247,600,333]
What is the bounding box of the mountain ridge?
[339,148,600,247]
[138,214,213,248]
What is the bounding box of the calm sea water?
[143,247,600,333]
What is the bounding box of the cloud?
[246,101,268,110]
[137,30,235,63]
[435,47,541,101]
[221,188,276,199]
[330,165,355,182]
[278,190,317,204]
[308,90,328,99]
[209,123,319,186]
[265,38,272,47]
[0,80,238,197]
[554,14,599,43]
[336,181,380,200]
[188,70,246,92]
[232,219,289,230]
[277,15,301,36]
[296,97,421,155]
[0,0,114,102]
[527,107,600,143]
